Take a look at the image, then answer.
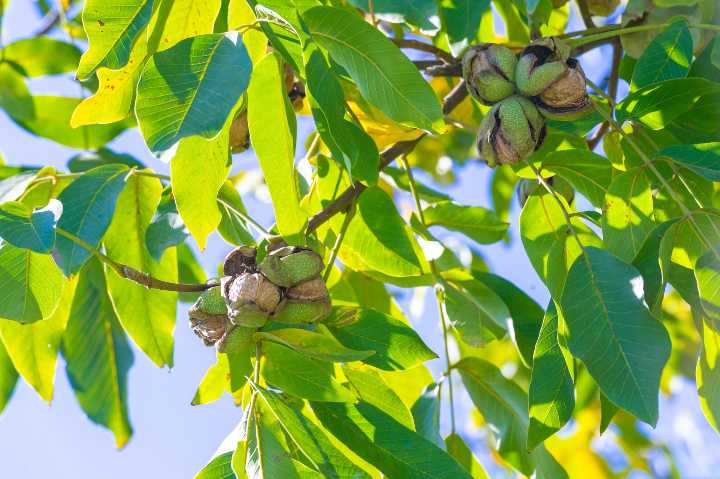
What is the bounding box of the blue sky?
[0,2,718,478]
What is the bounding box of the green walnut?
[216,324,255,354]
[477,96,546,167]
[258,246,324,288]
[515,38,591,121]
[222,272,281,327]
[272,277,332,324]
[188,286,228,346]
[462,44,517,105]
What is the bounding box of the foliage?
[0,0,719,477]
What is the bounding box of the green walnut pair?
[463,38,591,167]
[188,245,331,353]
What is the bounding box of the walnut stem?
[391,38,456,64]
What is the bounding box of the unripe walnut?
[477,96,546,167]
[188,287,228,346]
[222,273,281,327]
[258,246,324,288]
[515,38,591,121]
[462,44,517,105]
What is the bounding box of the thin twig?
[400,154,456,433]
[56,228,217,292]
[587,39,621,150]
[305,81,468,235]
[576,0,596,29]
[323,205,355,282]
[391,38,456,64]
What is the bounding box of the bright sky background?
[0,2,718,478]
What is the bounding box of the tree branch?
[306,81,468,234]
[576,0,596,29]
[391,38,456,64]
[587,39,621,150]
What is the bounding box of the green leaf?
[0,339,18,415]
[384,166,451,204]
[343,365,415,430]
[0,277,76,401]
[195,451,235,479]
[103,172,177,368]
[255,328,374,362]
[192,349,253,405]
[0,242,65,324]
[490,165,518,222]
[600,393,619,434]
[304,46,379,183]
[474,272,544,367]
[697,316,720,433]
[67,149,144,173]
[541,149,612,208]
[442,278,508,346]
[62,258,133,448]
[136,33,252,152]
[263,342,356,402]
[422,201,508,245]
[247,51,306,244]
[456,357,567,478]
[302,6,444,132]
[520,191,602,299]
[2,37,81,77]
[253,384,373,479]
[145,190,187,261]
[602,168,656,263]
[440,0,488,56]
[76,0,154,79]
[325,307,437,371]
[217,182,255,246]
[632,19,693,89]
[245,408,323,478]
[339,186,427,279]
[560,247,671,425]
[444,433,490,479]
[658,142,720,181]
[348,0,438,30]
[695,249,720,331]
[170,125,231,250]
[9,96,128,148]
[411,383,443,447]
[527,302,574,450]
[616,78,720,130]
[632,220,676,313]
[311,401,472,479]
[56,164,129,275]
[0,200,56,253]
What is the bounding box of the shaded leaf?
[697,316,720,433]
[217,182,255,246]
[527,302,574,450]
[56,164,129,275]
[62,258,133,448]
[311,401,472,479]
[444,433,490,479]
[440,0,487,56]
[442,278,508,346]
[348,0,438,30]
[256,328,374,362]
[411,382,443,447]
[0,200,56,253]
[658,142,720,181]
[192,349,253,405]
[303,6,444,132]
[560,247,671,425]
[325,307,436,371]
[422,201,508,245]
[145,190,187,261]
[542,149,612,208]
[136,33,252,152]
[254,384,372,479]
[632,19,692,89]
[456,357,567,478]
[0,242,65,324]
[263,342,355,402]
[343,365,415,430]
